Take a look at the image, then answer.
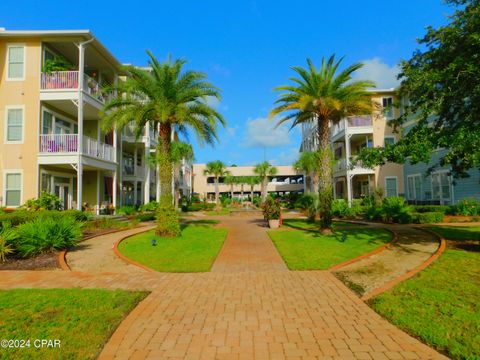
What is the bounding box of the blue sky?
[1,0,451,165]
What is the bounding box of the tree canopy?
[357,0,480,176]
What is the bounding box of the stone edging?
[113,229,156,272]
[360,228,447,301]
[329,228,399,271]
[60,223,152,271]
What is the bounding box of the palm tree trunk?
[261,177,267,202]
[317,117,333,231]
[250,186,254,204]
[214,177,220,210]
[241,184,244,202]
[174,181,180,211]
[156,123,181,237]
[312,171,319,193]
[230,185,234,201]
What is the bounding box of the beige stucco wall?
[192,164,304,198]
[371,93,405,195]
[0,38,42,206]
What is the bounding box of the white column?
[347,175,353,206]
[133,180,137,206]
[344,119,353,206]
[96,170,101,215]
[144,145,150,204]
[76,43,85,211]
[113,170,117,212]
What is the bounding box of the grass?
[282,218,360,231]
[267,223,392,270]
[205,208,232,215]
[369,249,480,360]
[118,222,228,272]
[0,289,147,360]
[428,225,480,241]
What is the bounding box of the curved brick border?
[113,230,156,272]
[361,228,447,301]
[329,228,399,271]
[60,223,152,271]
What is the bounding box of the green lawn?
[282,218,359,231]
[369,249,480,360]
[118,222,228,272]
[268,225,392,270]
[428,225,480,241]
[0,289,147,360]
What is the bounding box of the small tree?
[253,161,278,202]
[203,161,230,210]
[224,175,237,201]
[293,151,320,193]
[243,176,261,204]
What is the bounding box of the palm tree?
[293,151,320,193]
[243,176,261,204]
[253,161,278,202]
[224,175,237,201]
[101,52,225,236]
[203,161,230,210]
[171,141,194,211]
[270,55,374,231]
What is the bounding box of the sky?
[0,0,452,166]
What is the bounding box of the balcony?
[333,157,375,175]
[331,115,373,140]
[39,134,116,163]
[40,71,112,104]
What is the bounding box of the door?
[54,183,70,209]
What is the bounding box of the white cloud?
[211,63,231,77]
[352,57,400,89]
[270,147,299,166]
[242,117,291,148]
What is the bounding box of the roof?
[0,28,124,72]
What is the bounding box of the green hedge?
[413,205,450,214]
[136,213,156,222]
[412,212,444,224]
[0,210,90,230]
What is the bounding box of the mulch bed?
[0,252,61,271]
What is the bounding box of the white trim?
[4,105,25,144]
[39,169,76,209]
[3,169,23,208]
[41,105,77,134]
[384,176,398,197]
[6,44,26,81]
[406,173,422,200]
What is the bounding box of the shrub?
[413,212,444,224]
[204,203,216,211]
[22,191,62,211]
[60,210,92,222]
[365,206,381,221]
[262,197,281,220]
[136,213,156,222]
[0,224,17,261]
[414,205,450,214]
[138,201,158,212]
[380,197,413,224]
[0,211,36,230]
[116,206,137,216]
[221,197,232,207]
[332,199,363,219]
[294,194,315,210]
[186,203,203,212]
[450,198,480,216]
[15,216,82,258]
[252,196,262,207]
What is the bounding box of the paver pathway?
[333,225,440,298]
[0,214,448,359]
[66,224,155,273]
[211,215,288,272]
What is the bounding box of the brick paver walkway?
[211,215,288,272]
[0,213,447,359]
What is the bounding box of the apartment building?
[192,164,304,200]
[0,28,177,211]
[300,89,404,204]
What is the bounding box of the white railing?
[40,71,112,104]
[347,115,373,127]
[39,134,115,162]
[39,134,78,153]
[331,120,345,137]
[83,136,115,162]
[41,71,79,90]
[135,166,145,178]
[333,158,347,173]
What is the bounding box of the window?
[41,173,53,193]
[382,97,394,119]
[385,177,398,197]
[407,174,421,200]
[432,172,451,203]
[136,152,142,166]
[6,107,23,142]
[7,45,25,80]
[384,136,395,146]
[5,172,22,207]
[42,111,53,134]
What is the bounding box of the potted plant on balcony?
[262,197,281,228]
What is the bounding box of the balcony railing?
[347,115,372,127]
[40,71,113,103]
[39,134,115,162]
